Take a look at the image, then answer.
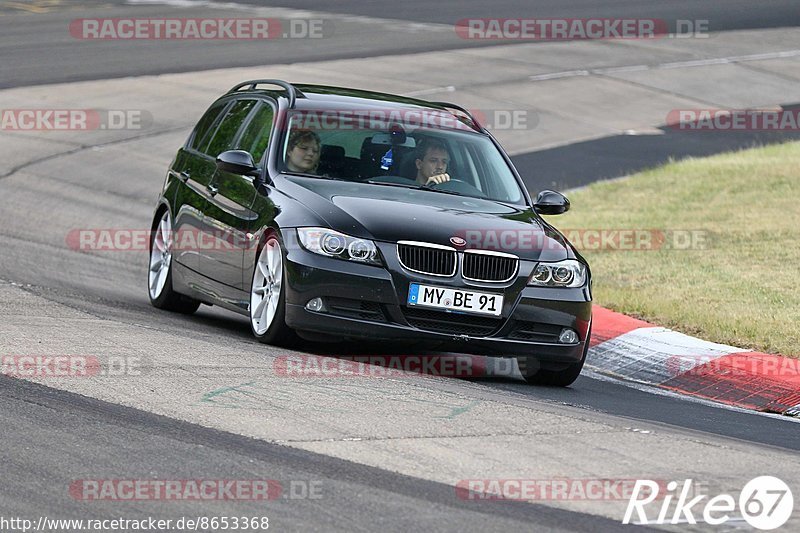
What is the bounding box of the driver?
[285,129,321,174]
[414,138,452,186]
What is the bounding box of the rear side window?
[235,103,275,163]
[203,99,257,158]
[188,101,228,152]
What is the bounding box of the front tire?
[148,209,200,314]
[249,235,296,346]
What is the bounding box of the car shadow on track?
[186,307,588,396]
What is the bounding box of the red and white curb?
[588,306,800,417]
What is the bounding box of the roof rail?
[431,102,485,132]
[228,79,302,108]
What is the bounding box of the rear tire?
[148,209,201,315]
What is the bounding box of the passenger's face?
[416,148,449,180]
[287,140,320,173]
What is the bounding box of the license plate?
[407,284,503,316]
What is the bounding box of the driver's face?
[287,140,320,173]
[416,148,449,180]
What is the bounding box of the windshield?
[278,109,525,204]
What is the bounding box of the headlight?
[297,228,381,266]
[528,259,586,288]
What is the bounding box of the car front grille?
[462,251,518,282]
[402,307,501,336]
[397,242,457,277]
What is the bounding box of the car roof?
[229,83,484,133]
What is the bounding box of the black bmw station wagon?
[148,79,592,386]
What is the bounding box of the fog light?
[558,328,579,344]
[305,297,326,312]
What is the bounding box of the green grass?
[546,141,800,357]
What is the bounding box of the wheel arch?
[149,201,172,253]
[245,224,285,292]
[151,201,172,230]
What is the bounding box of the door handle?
[207,184,219,196]
[169,170,191,182]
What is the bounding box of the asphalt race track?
[1,1,800,531]
[3,0,800,89]
[230,0,800,29]
[2,376,638,532]
[4,0,800,183]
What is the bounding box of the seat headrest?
[321,144,345,159]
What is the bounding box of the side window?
[188,101,228,152]
[202,99,257,158]
[235,103,275,163]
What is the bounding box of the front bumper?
[283,241,591,363]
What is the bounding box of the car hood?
[283,176,572,262]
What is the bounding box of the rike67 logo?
[623,476,794,529]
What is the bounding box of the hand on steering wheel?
[425,173,451,186]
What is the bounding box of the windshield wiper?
[419,186,468,198]
[366,179,477,199]
[286,171,348,181]
[365,179,422,189]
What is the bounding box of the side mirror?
[533,190,570,215]
[216,150,259,177]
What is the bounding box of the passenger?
[285,129,321,174]
[414,138,452,186]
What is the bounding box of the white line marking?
[529,70,590,81]
[526,49,800,83]
[659,57,733,69]
[594,64,650,74]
